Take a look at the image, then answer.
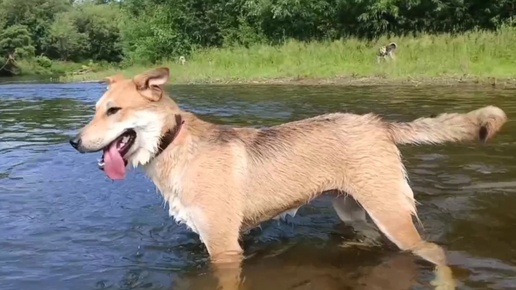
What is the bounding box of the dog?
[69,67,506,289]
[377,42,397,63]
[179,56,186,65]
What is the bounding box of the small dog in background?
[179,56,186,65]
[377,42,397,63]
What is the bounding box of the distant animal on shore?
[179,56,186,65]
[377,42,397,63]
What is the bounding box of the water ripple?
[1,82,515,290]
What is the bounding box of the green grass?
[60,26,516,85]
[17,59,83,77]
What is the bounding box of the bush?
[35,55,52,68]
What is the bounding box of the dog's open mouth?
[98,129,136,180]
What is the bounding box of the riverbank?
[51,27,516,87]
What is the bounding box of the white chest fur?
[145,164,201,236]
[166,192,200,235]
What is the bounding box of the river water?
[1,82,515,290]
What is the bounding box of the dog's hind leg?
[333,195,366,222]
[388,51,396,62]
[332,195,382,247]
[349,178,456,290]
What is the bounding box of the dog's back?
[377,42,398,57]
[225,106,506,226]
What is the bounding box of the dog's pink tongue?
[103,143,126,180]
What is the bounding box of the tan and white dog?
[70,67,506,289]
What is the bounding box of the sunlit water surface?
[1,82,516,290]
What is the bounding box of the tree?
[44,12,88,61]
[0,24,36,75]
[0,0,71,55]
[0,25,36,58]
[70,3,124,62]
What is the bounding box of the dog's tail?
[389,106,507,145]
[388,42,397,49]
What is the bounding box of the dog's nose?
[69,134,82,151]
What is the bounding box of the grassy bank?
[59,26,516,86]
[15,59,109,79]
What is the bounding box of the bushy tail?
[389,106,507,145]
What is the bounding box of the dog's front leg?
[191,206,245,289]
[191,207,243,263]
[210,258,244,290]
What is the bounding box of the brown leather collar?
[155,114,184,158]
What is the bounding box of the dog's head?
[69,67,183,180]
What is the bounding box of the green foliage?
[70,3,124,62]
[35,56,53,69]
[119,0,515,63]
[0,0,70,54]
[44,11,88,61]
[0,24,36,58]
[0,24,36,75]
[44,3,124,62]
[0,0,123,75]
[0,0,513,76]
[60,25,516,85]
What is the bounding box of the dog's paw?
[430,265,456,290]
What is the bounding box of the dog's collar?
[155,114,184,158]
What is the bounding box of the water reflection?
[1,82,515,290]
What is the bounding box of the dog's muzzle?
[69,134,85,153]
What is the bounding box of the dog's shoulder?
[205,125,242,144]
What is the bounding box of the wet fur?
[72,67,507,289]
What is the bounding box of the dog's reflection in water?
[171,238,455,290]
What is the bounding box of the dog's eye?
[106,107,122,116]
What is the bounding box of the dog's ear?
[133,67,170,102]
